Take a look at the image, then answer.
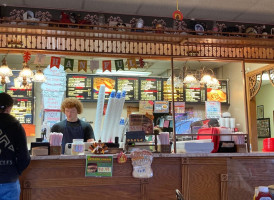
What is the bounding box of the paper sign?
[154,101,169,113]
[22,124,36,137]
[85,155,113,177]
[205,101,221,119]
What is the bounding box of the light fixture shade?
[33,70,46,82]
[5,76,10,83]
[19,67,34,79]
[207,77,220,88]
[200,74,212,84]
[0,58,13,77]
[183,74,197,84]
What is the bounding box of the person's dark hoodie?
[0,113,30,183]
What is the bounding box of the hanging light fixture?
[33,66,46,82]
[199,67,220,88]
[0,57,13,85]
[18,51,34,87]
[18,61,34,86]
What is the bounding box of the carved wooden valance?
[246,64,274,100]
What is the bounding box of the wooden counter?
[20,153,274,200]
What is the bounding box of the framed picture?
[257,118,271,138]
[257,105,264,119]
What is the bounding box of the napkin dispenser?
[31,142,50,155]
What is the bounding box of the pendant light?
[18,51,33,87]
[33,66,46,82]
[0,57,13,85]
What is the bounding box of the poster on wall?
[44,110,61,127]
[205,101,221,119]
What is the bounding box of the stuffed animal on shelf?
[60,12,72,24]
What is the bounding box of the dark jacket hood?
[0,113,19,129]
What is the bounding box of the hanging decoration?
[78,60,87,72]
[172,0,183,21]
[34,54,46,65]
[139,57,144,68]
[102,60,111,72]
[127,58,137,70]
[90,60,99,71]
[19,52,34,87]
[115,60,124,71]
[23,51,31,63]
[50,57,61,69]
[64,58,74,71]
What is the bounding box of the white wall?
[222,62,247,133]
[256,84,274,151]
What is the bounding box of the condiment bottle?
[255,186,272,200]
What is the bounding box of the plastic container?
[255,186,272,200]
[71,139,85,155]
[263,138,274,152]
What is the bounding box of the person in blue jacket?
[0,92,30,200]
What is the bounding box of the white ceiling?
[1,0,274,25]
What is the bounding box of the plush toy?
[60,12,72,24]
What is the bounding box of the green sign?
[85,155,113,177]
[0,84,4,93]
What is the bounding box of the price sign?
[140,78,162,101]
[85,155,113,177]
[117,77,139,101]
[66,75,92,101]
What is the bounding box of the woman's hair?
[0,92,14,113]
[61,98,83,114]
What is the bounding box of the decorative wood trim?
[220,174,228,200]
[1,25,274,61]
[141,179,149,200]
[181,158,189,200]
[246,64,274,100]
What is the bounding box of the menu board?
[10,98,33,124]
[184,84,201,103]
[162,79,184,101]
[6,71,33,98]
[140,78,162,101]
[117,77,139,101]
[207,80,228,103]
[93,76,116,100]
[67,74,92,100]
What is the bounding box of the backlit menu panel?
[162,79,184,101]
[207,80,228,103]
[6,71,33,98]
[67,75,92,100]
[184,84,202,103]
[93,77,116,100]
[117,77,139,101]
[140,78,162,101]
[10,98,33,124]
